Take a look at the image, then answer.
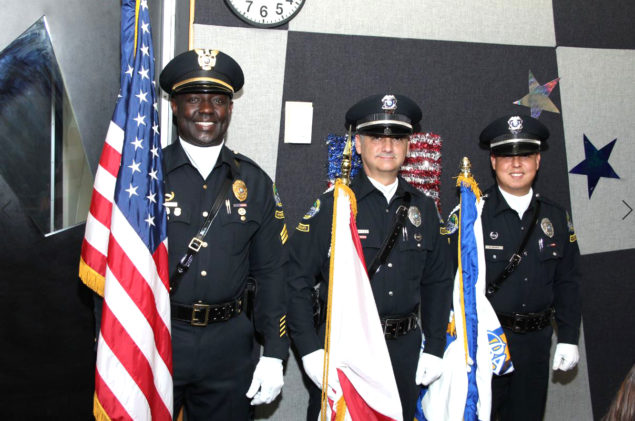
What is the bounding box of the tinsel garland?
[326,133,362,184]
[326,132,442,212]
[401,132,443,212]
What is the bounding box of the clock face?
[225,0,306,28]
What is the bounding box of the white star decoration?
[140,45,150,57]
[125,65,133,77]
[131,137,143,150]
[148,169,158,180]
[138,67,149,80]
[126,184,139,197]
[136,90,148,103]
[147,192,157,203]
[141,21,150,34]
[145,214,155,227]
[134,113,146,126]
[151,146,159,158]
[128,160,141,174]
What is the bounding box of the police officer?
[159,49,289,420]
[287,94,453,421]
[478,115,581,421]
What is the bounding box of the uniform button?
[493,254,497,259]
[524,277,528,282]
[201,270,207,276]
[417,243,421,248]
[203,184,208,190]
[387,263,393,268]
[521,226,525,231]
[522,304,527,308]
[388,291,394,296]
[202,211,209,217]
[385,209,390,213]
[552,251,557,256]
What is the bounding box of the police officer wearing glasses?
[287,94,453,421]
[479,115,581,421]
[159,49,289,420]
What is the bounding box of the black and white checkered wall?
[189,1,634,419]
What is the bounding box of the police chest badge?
[408,206,422,227]
[233,180,248,202]
[540,217,554,238]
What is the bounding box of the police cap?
[345,94,422,136]
[159,49,244,97]
[479,114,549,156]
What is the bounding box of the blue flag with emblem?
[416,164,513,421]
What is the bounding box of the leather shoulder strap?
[367,192,411,279]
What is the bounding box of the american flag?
[78,0,172,419]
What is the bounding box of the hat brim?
[489,140,547,156]
[356,121,413,137]
[172,83,234,97]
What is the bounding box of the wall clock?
[225,0,306,28]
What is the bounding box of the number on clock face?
[225,0,306,28]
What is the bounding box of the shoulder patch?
[566,211,576,234]
[272,183,283,208]
[440,204,460,236]
[303,199,321,220]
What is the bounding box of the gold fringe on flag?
[93,393,112,421]
[78,257,105,297]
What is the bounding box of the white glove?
[246,356,284,405]
[302,349,326,389]
[416,352,443,386]
[552,343,579,371]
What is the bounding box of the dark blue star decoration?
[569,135,620,198]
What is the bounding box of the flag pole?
[320,126,354,419]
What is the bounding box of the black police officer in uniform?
[287,94,453,421]
[159,49,289,420]
[478,115,581,421]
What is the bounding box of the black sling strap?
[367,192,411,279]
[170,171,233,295]
[486,199,541,298]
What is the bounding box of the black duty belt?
[497,307,554,334]
[172,296,245,327]
[380,313,419,339]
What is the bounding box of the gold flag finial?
[460,156,471,178]
[340,126,353,186]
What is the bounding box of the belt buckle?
[191,303,210,326]
[382,318,397,337]
[511,314,526,333]
[188,237,205,253]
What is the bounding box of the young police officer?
[159,49,288,419]
[478,115,581,421]
[287,94,453,421]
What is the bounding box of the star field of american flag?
[114,1,166,250]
